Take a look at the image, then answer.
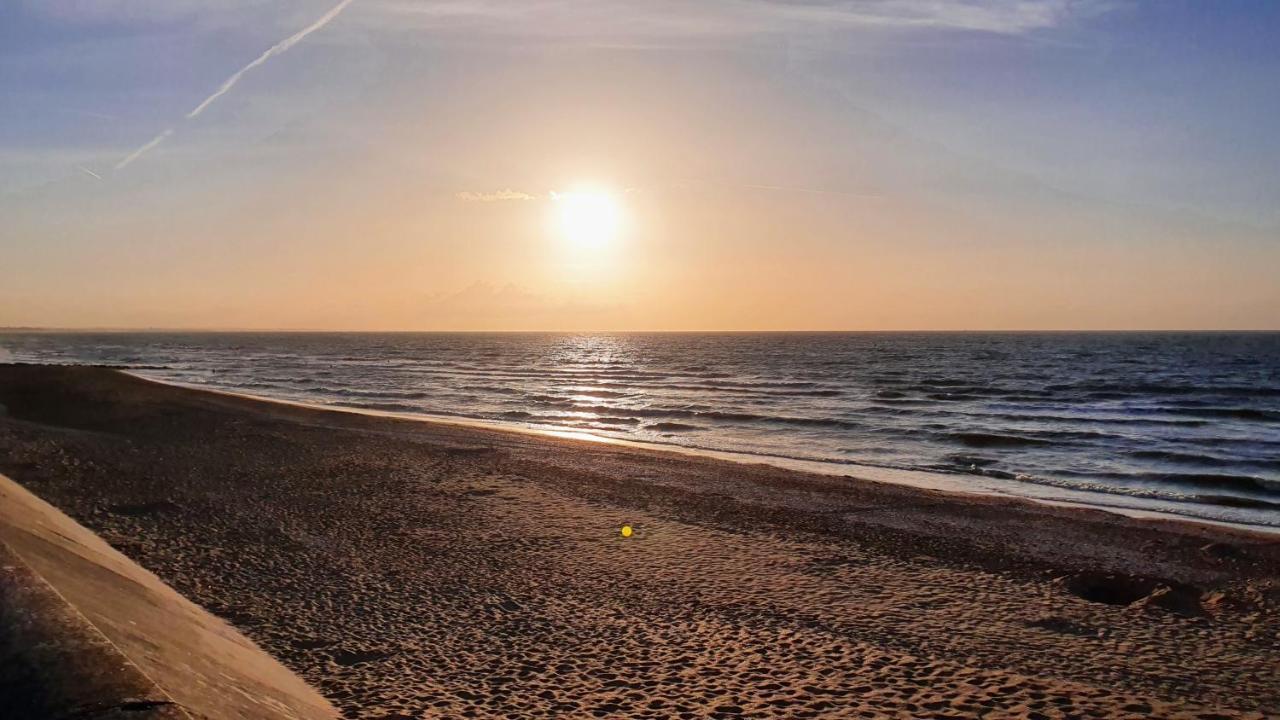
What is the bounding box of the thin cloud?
[456,190,539,202]
[115,0,356,170]
[745,0,1089,34]
[740,183,881,199]
[371,0,1111,38]
[667,178,881,199]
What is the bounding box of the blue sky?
[2,1,1278,329]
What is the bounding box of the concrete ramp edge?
[0,473,338,720]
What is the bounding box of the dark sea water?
[3,332,1278,529]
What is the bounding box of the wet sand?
[1,365,1277,719]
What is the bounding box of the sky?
[1,0,1278,331]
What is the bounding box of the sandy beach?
[1,364,1277,719]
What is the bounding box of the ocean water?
[3,331,1278,529]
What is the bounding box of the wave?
[1131,472,1279,495]
[562,388,635,399]
[1168,407,1279,422]
[1194,494,1280,510]
[347,400,430,414]
[1127,449,1234,467]
[970,411,1208,428]
[946,466,1280,512]
[590,416,641,426]
[329,388,431,401]
[944,454,1001,468]
[926,393,982,402]
[1050,381,1280,397]
[945,432,1053,448]
[558,404,863,430]
[646,422,702,432]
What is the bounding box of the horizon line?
[3,327,1279,334]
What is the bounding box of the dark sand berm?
[1,365,1277,719]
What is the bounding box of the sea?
[2,331,1277,530]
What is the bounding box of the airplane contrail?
[116,0,356,170]
[187,0,356,119]
[77,165,103,180]
[116,129,173,169]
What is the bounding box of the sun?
[553,188,622,247]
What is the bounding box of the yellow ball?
[620,525,633,538]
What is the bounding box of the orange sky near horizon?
[7,173,1274,331]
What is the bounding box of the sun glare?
[553,188,621,247]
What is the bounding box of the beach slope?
[0,365,1277,718]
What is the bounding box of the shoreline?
[2,364,1278,718]
[124,369,1280,536]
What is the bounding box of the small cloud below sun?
[455,189,538,202]
[454,184,626,250]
